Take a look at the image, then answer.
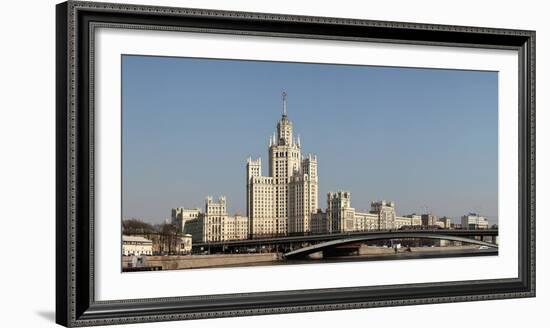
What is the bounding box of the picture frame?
[56,1,535,326]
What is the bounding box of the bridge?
[192,229,498,253]
[283,232,498,259]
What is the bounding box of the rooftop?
[122,235,153,243]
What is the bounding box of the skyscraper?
[246,92,318,237]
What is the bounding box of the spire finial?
[282,91,287,117]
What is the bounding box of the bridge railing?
[193,229,498,248]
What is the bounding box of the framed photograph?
[56,1,535,326]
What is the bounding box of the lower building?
[371,200,396,230]
[327,191,355,233]
[421,213,438,226]
[451,223,462,229]
[401,214,422,226]
[353,211,379,231]
[171,207,201,233]
[461,213,489,229]
[183,218,204,243]
[224,215,249,241]
[310,209,328,234]
[183,197,250,243]
[177,234,193,254]
[395,215,421,229]
[438,216,452,229]
[178,194,451,242]
[319,192,420,233]
[122,235,153,256]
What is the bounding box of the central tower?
[246,92,318,237]
[269,92,303,235]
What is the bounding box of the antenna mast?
[282,91,287,116]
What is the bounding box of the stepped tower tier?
[246,92,318,237]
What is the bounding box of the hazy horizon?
[122,55,498,225]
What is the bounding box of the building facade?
[171,207,201,233]
[395,215,421,229]
[317,192,415,234]
[400,214,422,227]
[371,200,396,230]
[438,216,452,229]
[353,211,380,232]
[461,213,489,229]
[327,191,354,233]
[122,235,153,256]
[184,197,250,243]
[178,234,193,254]
[310,210,328,234]
[421,213,438,226]
[247,93,318,237]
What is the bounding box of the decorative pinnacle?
[282,91,287,117]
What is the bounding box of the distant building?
[354,211,379,232]
[225,215,249,241]
[395,214,422,229]
[183,197,249,243]
[402,214,422,226]
[177,234,193,254]
[438,216,452,229]
[171,207,201,233]
[183,218,203,243]
[371,201,396,230]
[122,235,153,256]
[327,191,355,233]
[310,209,329,234]
[319,192,410,233]
[461,213,489,229]
[421,213,438,226]
[451,223,462,229]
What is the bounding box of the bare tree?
[122,218,156,236]
[159,223,179,255]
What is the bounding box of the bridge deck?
[193,229,498,248]
[283,232,498,259]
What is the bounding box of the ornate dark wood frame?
[56,1,536,326]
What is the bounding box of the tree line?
[122,219,182,255]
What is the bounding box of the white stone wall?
[461,214,489,229]
[371,201,396,230]
[327,191,353,233]
[185,198,250,242]
[171,207,201,233]
[122,236,153,256]
[178,235,192,254]
[355,211,380,231]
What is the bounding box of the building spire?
[282,91,287,117]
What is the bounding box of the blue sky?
[122,55,498,224]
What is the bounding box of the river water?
[211,248,498,268]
